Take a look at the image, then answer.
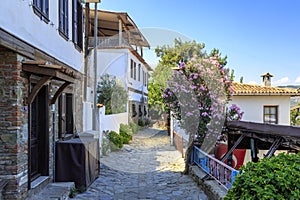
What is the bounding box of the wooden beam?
[22,60,47,65]
[23,65,75,83]
[221,134,246,162]
[27,76,52,104]
[23,64,57,77]
[264,137,283,158]
[39,64,63,70]
[55,71,76,83]
[250,138,259,162]
[50,82,71,104]
[0,28,35,59]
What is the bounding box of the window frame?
[58,93,74,140]
[138,64,141,81]
[59,0,69,40]
[130,59,134,78]
[132,104,137,117]
[134,62,137,80]
[72,0,83,51]
[33,0,49,23]
[263,105,278,124]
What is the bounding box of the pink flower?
[201,112,208,117]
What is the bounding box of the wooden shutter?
[45,0,49,16]
[77,1,83,49]
[64,0,69,35]
[59,0,63,31]
[73,0,78,44]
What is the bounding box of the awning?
[22,60,79,105]
[226,121,300,151]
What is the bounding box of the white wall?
[83,102,93,131]
[231,95,291,125]
[173,119,189,141]
[99,107,128,133]
[0,0,82,71]
[127,53,149,94]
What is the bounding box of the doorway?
[30,85,49,181]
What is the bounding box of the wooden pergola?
[221,121,300,164]
[22,60,78,105]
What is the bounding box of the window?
[263,106,278,124]
[33,0,49,23]
[138,64,141,81]
[130,59,134,78]
[72,0,83,50]
[144,72,148,86]
[144,106,147,116]
[134,62,137,80]
[58,93,74,139]
[132,104,137,117]
[139,105,142,117]
[59,0,69,39]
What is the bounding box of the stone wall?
[0,46,84,199]
[0,47,29,199]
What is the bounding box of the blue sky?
[99,0,300,86]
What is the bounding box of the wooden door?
[30,85,49,181]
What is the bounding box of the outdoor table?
[55,137,99,191]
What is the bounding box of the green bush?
[129,122,139,134]
[108,131,123,148]
[138,119,145,127]
[119,124,132,144]
[225,153,300,200]
[144,118,151,126]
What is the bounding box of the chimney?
[261,72,273,87]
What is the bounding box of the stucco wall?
[99,107,129,134]
[0,0,83,72]
[231,95,291,125]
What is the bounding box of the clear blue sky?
[99,0,300,86]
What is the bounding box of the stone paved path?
[73,128,207,200]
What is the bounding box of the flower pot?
[215,143,246,170]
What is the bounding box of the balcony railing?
[88,36,131,49]
[192,146,239,190]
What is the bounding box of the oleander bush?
[225,153,300,200]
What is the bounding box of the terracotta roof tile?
[232,82,300,96]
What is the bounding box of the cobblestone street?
[73,128,207,200]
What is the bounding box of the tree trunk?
[183,142,194,175]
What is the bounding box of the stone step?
[28,182,75,200]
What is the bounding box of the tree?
[148,39,227,116]
[290,103,300,126]
[240,76,244,83]
[97,74,128,114]
[163,57,232,174]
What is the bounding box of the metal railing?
[88,36,131,49]
[192,146,239,190]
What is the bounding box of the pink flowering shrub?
[227,104,244,121]
[162,56,233,152]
